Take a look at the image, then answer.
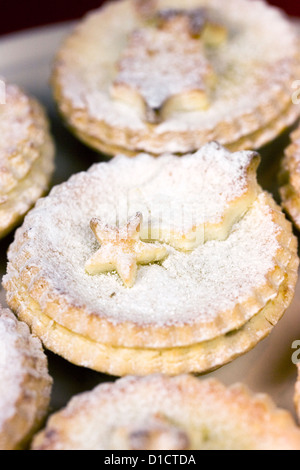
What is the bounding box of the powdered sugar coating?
[55,0,300,153]
[0,83,41,161]
[125,143,258,235]
[6,147,281,328]
[32,375,300,450]
[113,27,212,111]
[0,81,50,198]
[0,308,52,450]
[0,313,24,430]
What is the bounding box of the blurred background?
[0,0,299,36]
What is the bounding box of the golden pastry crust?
[31,375,300,450]
[67,100,300,158]
[4,247,297,377]
[3,144,298,376]
[0,82,55,238]
[0,308,52,450]
[3,146,296,348]
[52,0,300,156]
[4,191,297,351]
[279,125,300,230]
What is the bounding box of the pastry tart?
[0,307,52,450]
[279,124,300,231]
[3,142,298,376]
[0,81,55,238]
[52,0,300,157]
[32,375,300,450]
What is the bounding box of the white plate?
[1,23,300,420]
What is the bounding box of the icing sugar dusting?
[0,314,23,430]
[113,27,212,111]
[0,84,33,160]
[125,143,257,236]
[44,375,300,450]
[8,148,281,327]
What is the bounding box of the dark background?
[0,0,299,36]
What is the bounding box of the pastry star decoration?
[85,212,168,288]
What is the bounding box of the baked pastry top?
[0,81,55,238]
[32,375,300,450]
[3,142,298,376]
[52,0,300,156]
[0,307,52,450]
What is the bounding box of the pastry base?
[4,192,298,350]
[5,251,298,377]
[54,92,300,158]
